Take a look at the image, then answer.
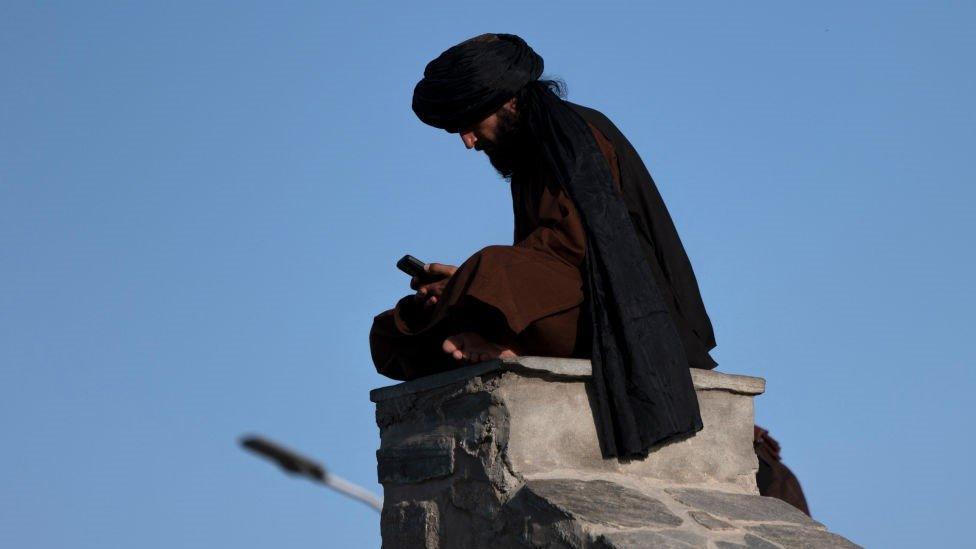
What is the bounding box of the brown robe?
[754,426,811,515]
[369,122,620,381]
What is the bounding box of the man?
[370,32,712,461]
[369,32,810,514]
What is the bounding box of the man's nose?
[460,132,477,149]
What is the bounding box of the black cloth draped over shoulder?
[412,33,716,458]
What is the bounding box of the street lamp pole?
[239,434,383,513]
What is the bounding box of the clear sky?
[2,2,973,547]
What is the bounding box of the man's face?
[457,99,515,151]
[455,99,525,179]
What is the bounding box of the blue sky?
[2,2,973,547]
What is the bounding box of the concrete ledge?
[690,368,766,396]
[369,356,764,403]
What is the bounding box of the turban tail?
[413,34,703,458]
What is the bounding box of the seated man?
[370,33,809,516]
[371,33,715,461]
[369,94,623,379]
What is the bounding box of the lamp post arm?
[239,434,382,513]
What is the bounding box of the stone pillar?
[371,357,858,548]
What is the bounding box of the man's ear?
[504,97,517,113]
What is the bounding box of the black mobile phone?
[396,255,426,278]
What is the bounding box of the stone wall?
[371,357,859,548]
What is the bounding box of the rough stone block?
[594,529,706,548]
[380,500,439,549]
[714,534,781,549]
[689,510,734,531]
[668,488,822,527]
[746,524,862,548]
[377,435,454,484]
[521,479,683,529]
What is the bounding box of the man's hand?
[411,263,457,308]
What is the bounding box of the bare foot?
[442,332,519,364]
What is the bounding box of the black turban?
[412,34,543,132]
[412,34,705,459]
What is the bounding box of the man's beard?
[481,107,537,180]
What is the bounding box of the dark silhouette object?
[754,426,811,516]
[239,434,382,512]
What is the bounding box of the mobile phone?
[396,255,427,278]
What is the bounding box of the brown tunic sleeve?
[515,122,621,264]
[513,179,586,267]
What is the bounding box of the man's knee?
[369,310,409,380]
[518,305,582,357]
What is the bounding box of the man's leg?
[371,299,587,379]
[443,303,586,362]
[516,304,585,357]
[369,309,459,381]
[370,295,523,379]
